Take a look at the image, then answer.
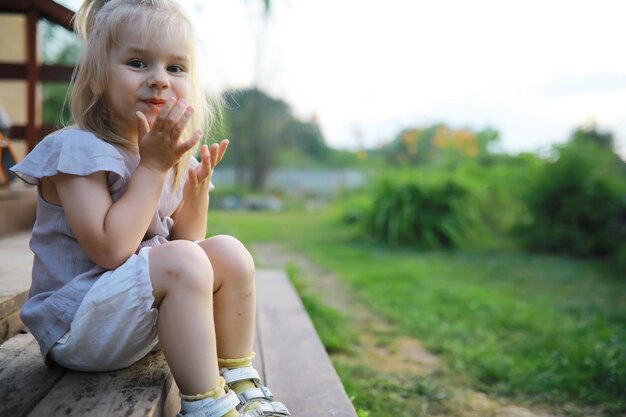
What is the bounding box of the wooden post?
[26,9,40,152]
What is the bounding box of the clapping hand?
[183,139,229,205]
[136,98,202,172]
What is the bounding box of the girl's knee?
[150,240,214,294]
[201,235,255,282]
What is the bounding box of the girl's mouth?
[143,98,166,111]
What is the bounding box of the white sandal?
[220,366,291,417]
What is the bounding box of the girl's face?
[105,20,191,142]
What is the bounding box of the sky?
[59,0,626,156]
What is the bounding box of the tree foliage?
[222,88,334,190]
[516,129,626,258]
[223,89,289,190]
[281,118,329,161]
[380,124,500,167]
[570,124,615,149]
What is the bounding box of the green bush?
[444,155,542,250]
[337,159,538,251]
[517,142,626,257]
[612,242,626,273]
[363,178,468,249]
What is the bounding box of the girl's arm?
[54,100,202,270]
[170,140,228,241]
[54,166,167,269]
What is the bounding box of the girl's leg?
[197,235,256,359]
[149,240,220,396]
[197,235,292,416]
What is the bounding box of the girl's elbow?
[93,248,133,270]
[97,258,124,270]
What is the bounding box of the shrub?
[363,178,468,249]
[517,142,626,257]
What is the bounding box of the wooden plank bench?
[0,233,357,417]
[0,231,32,344]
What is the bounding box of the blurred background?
[17,0,626,416]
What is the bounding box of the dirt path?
[251,242,605,417]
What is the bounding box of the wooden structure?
[0,0,75,153]
[0,232,358,417]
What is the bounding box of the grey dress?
[10,127,196,359]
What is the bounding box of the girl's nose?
[148,68,170,89]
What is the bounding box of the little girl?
[11,1,290,416]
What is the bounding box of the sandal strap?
[219,366,290,417]
[238,386,274,404]
[176,390,240,417]
[220,366,262,385]
[241,401,291,417]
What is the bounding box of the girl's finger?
[171,107,195,142]
[152,97,177,132]
[177,129,203,154]
[163,99,188,139]
[215,139,229,165]
[187,167,196,185]
[136,111,150,143]
[200,144,211,176]
[209,143,219,168]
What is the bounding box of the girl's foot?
[220,365,291,416]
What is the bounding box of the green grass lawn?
[207,208,626,414]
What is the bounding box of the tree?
[517,137,626,257]
[569,124,614,149]
[281,117,329,161]
[224,88,291,191]
[381,124,501,167]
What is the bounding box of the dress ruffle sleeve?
[10,127,127,185]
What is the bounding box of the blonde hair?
[71,0,220,187]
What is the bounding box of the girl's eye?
[168,65,185,74]
[128,59,146,69]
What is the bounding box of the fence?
[212,168,367,195]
